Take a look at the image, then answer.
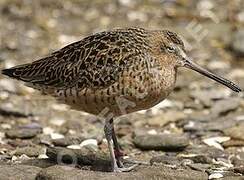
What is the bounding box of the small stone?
[52,135,84,147]
[202,136,230,150]
[187,163,212,172]
[50,118,66,126]
[50,133,64,140]
[224,124,244,141]
[5,128,41,139]
[223,139,244,148]
[43,127,55,135]
[12,146,43,157]
[231,29,244,55]
[133,133,189,150]
[80,139,98,147]
[67,145,81,149]
[190,90,212,107]
[209,173,223,179]
[0,102,29,117]
[211,98,240,116]
[38,154,48,159]
[179,154,213,164]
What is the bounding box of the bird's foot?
[112,164,138,172]
[114,149,124,168]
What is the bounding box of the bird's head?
[151,30,242,93]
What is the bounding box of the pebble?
[52,135,85,147]
[187,163,212,172]
[209,173,223,179]
[67,145,81,149]
[50,118,66,126]
[211,98,240,116]
[12,146,43,157]
[231,29,244,55]
[5,128,41,139]
[43,127,55,135]
[184,116,238,132]
[202,136,230,150]
[224,124,244,141]
[179,154,213,164]
[0,102,30,117]
[223,139,244,148]
[80,139,98,147]
[50,133,65,140]
[133,133,189,150]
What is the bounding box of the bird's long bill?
[184,58,242,92]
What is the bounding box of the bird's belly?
[54,81,173,117]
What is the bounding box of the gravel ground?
[0,0,244,179]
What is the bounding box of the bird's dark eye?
[166,46,175,53]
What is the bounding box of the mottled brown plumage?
[2,27,242,172]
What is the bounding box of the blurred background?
[0,0,244,179]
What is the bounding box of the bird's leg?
[104,118,137,172]
[110,118,124,168]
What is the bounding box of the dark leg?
[110,119,124,167]
[104,119,137,172]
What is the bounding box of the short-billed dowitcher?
[2,27,242,172]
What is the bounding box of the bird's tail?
[2,64,55,94]
[2,64,31,82]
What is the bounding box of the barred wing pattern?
[2,28,150,91]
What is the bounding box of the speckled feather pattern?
[2,28,184,116]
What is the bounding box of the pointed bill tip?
[183,59,242,93]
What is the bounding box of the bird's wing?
[2,30,147,90]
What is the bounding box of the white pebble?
[67,145,81,149]
[1,123,11,129]
[80,139,98,147]
[38,154,48,159]
[51,104,68,111]
[43,127,55,135]
[50,118,66,126]
[236,115,244,121]
[203,136,230,150]
[147,129,157,135]
[209,173,223,179]
[50,133,64,140]
[11,156,18,161]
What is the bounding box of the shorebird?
[2,27,242,172]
